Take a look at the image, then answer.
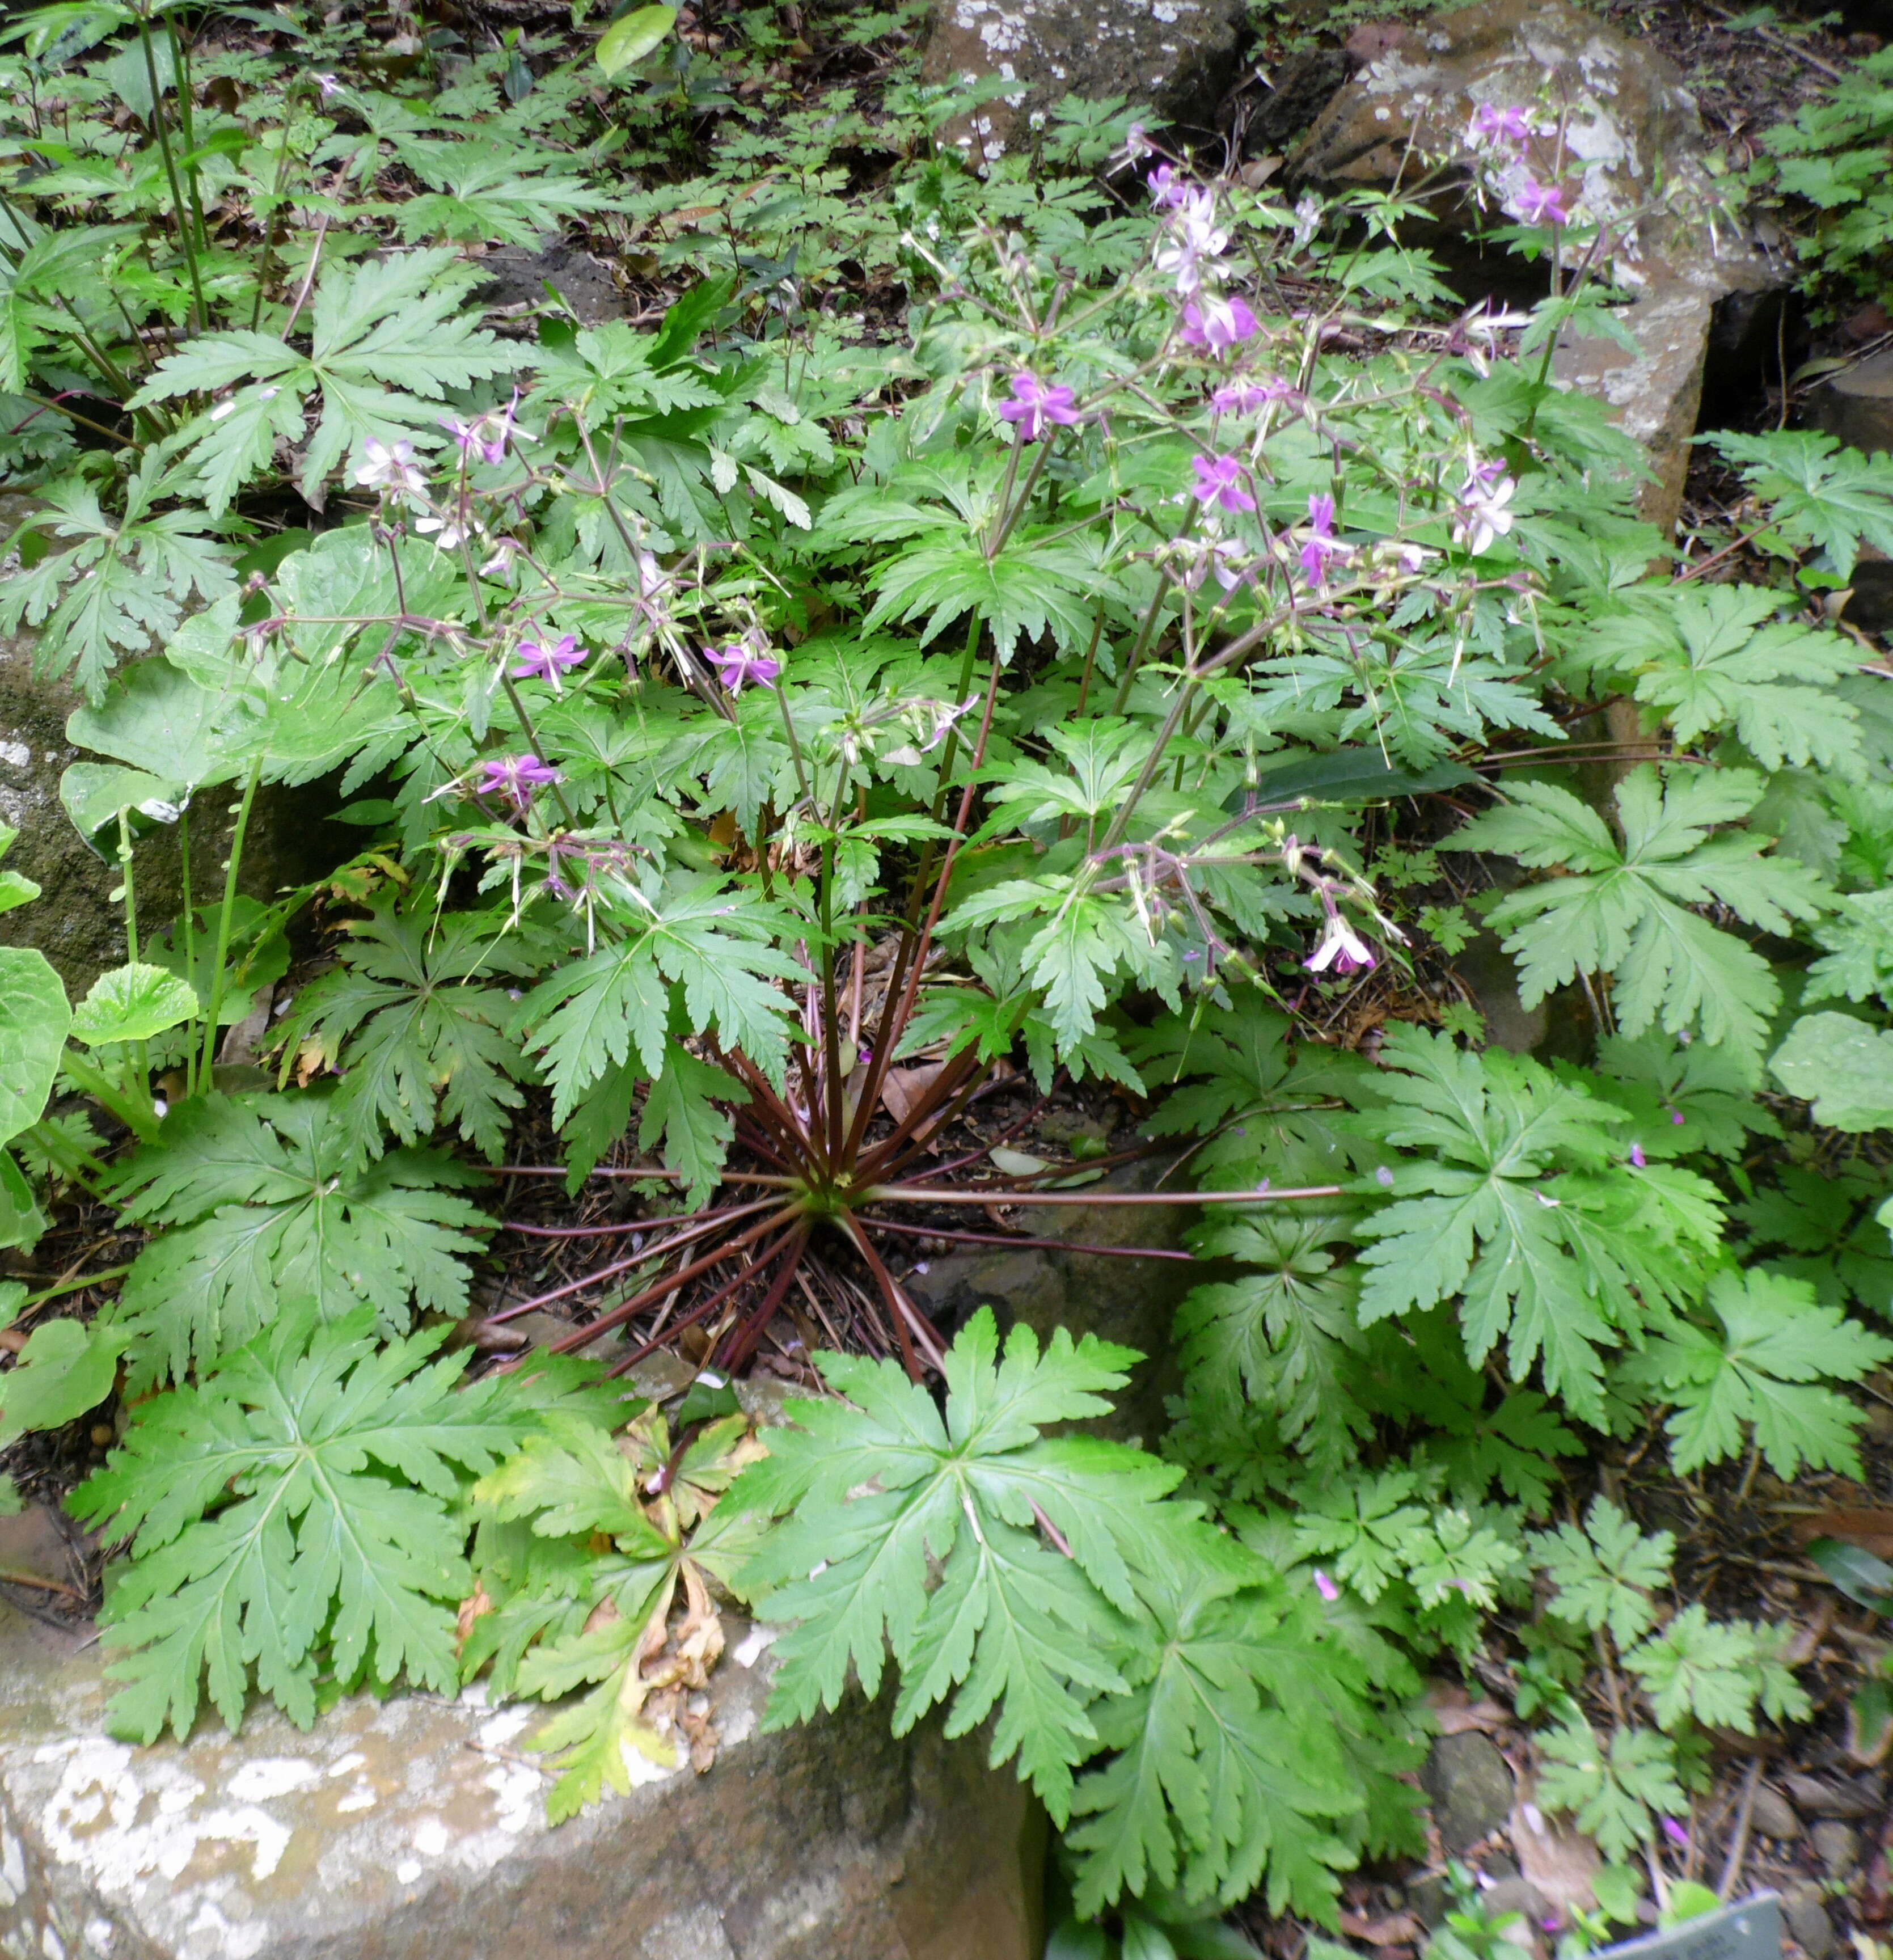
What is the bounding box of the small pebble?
[1751,1784,1802,1841]
[1782,1880,1835,1960]
[1812,1819,1858,1880]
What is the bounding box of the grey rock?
[475,244,628,326]
[921,0,1247,163]
[0,1600,1043,1960]
[1422,1731,1516,1857]
[1750,1782,1803,1843]
[1288,0,1782,540]
[1552,278,1717,537]
[903,1159,1199,1446]
[1292,0,1764,286]
[1812,1819,1860,1879]
[1408,1872,1450,1930]
[0,636,349,1001]
[1782,1881,1836,1960]
[1814,349,1893,459]
[1786,1771,1882,1819]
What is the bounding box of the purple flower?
[705,641,781,693]
[1180,294,1258,356]
[1190,453,1254,513]
[1148,163,1190,208]
[998,373,1081,443]
[1629,1142,1647,1169]
[1298,491,1346,585]
[1662,1817,1689,1851]
[1453,472,1517,555]
[1304,912,1375,975]
[510,633,586,687]
[1671,1109,1687,1125]
[1515,177,1571,226]
[445,392,529,467]
[1469,103,1533,147]
[1312,1569,1341,1602]
[475,753,561,810]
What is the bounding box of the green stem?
[177,805,196,1093]
[115,807,138,964]
[137,11,206,332]
[199,760,261,1091]
[163,17,210,257]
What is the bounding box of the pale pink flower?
[1304,913,1375,975]
[707,642,781,692]
[1515,178,1571,226]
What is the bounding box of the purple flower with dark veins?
[706,642,782,693]
[1469,103,1533,147]
[1190,453,1255,514]
[998,373,1080,443]
[1299,491,1346,585]
[475,753,561,810]
[510,634,586,687]
[1180,294,1259,356]
[1516,177,1571,226]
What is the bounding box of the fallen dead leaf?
[1511,1788,1600,1916]
[880,1063,944,1133]
[1435,1700,1515,1737]
[455,1579,494,1649]
[1340,1911,1422,1947]
[1801,1509,1893,1560]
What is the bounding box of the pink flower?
[1516,178,1571,226]
[1469,103,1533,147]
[1671,1109,1686,1125]
[1661,1818,1689,1851]
[1629,1143,1647,1169]
[1190,453,1254,513]
[1180,294,1258,356]
[1147,163,1190,208]
[510,633,585,686]
[1453,472,1517,555]
[1298,491,1346,585]
[998,373,1080,443]
[443,395,525,467]
[706,641,781,692]
[476,753,561,809]
[1312,1569,1341,1602]
[1304,912,1375,975]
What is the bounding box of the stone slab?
[1814,349,1893,459]
[922,0,1247,163]
[0,1603,1042,1960]
[1552,278,1715,537]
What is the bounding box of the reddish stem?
[844,1216,945,1379]
[715,1221,813,1372]
[541,1205,800,1354]
[861,1215,1196,1262]
[607,1222,802,1377]
[488,1198,776,1326]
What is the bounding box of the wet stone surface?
[0,1603,1042,1960]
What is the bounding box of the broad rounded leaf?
[67,658,233,789]
[0,947,70,1145]
[1770,1011,1893,1131]
[71,962,200,1047]
[60,762,183,840]
[0,1316,129,1447]
[596,4,675,75]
